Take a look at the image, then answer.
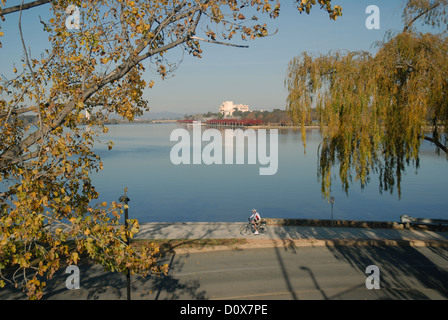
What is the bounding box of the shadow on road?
[0,231,224,300]
[326,244,448,299]
[148,248,207,300]
[272,241,298,300]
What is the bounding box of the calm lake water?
[91,123,448,223]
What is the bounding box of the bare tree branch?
[18,0,45,158]
[190,36,249,48]
[0,106,36,118]
[0,0,50,17]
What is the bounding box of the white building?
[218,101,250,117]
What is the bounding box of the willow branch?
[424,135,447,154]
[403,2,441,32]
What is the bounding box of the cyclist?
[249,208,261,234]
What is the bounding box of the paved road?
[2,242,448,300]
[147,245,448,300]
[2,222,448,300]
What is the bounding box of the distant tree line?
[187,108,319,125]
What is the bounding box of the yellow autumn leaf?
[130,223,139,234]
[71,252,79,264]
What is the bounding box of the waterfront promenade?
[135,220,448,252]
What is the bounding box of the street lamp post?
[330,196,335,227]
[119,194,131,300]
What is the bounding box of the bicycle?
[240,220,268,236]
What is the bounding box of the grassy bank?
[132,238,247,254]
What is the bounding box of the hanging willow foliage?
[286,1,448,199]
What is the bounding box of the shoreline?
[133,219,448,253]
[139,218,448,232]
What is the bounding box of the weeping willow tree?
[286,0,448,199]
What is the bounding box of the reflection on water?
[91,123,448,223]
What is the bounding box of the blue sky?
[147,0,407,114]
[1,1,409,115]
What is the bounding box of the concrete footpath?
[135,222,448,250]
